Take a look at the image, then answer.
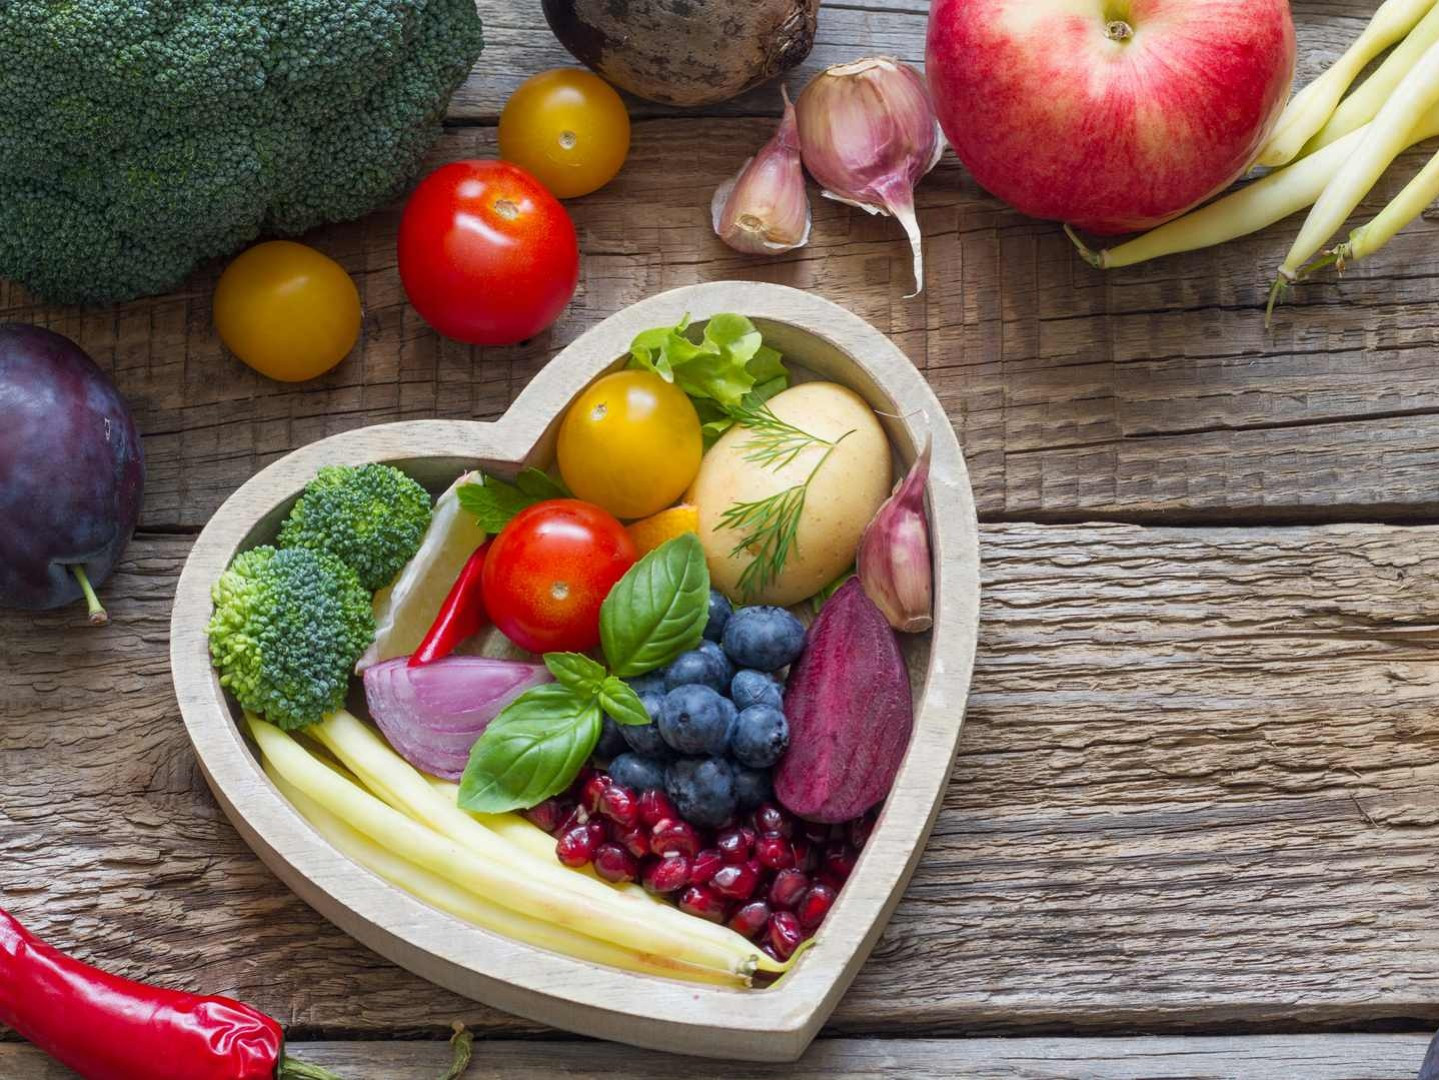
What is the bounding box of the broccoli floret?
[208,545,374,730]
[0,1,483,303]
[277,464,432,591]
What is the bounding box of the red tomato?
[397,160,580,347]
[482,500,637,654]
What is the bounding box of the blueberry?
[665,756,737,829]
[595,715,628,762]
[663,648,727,693]
[609,753,667,794]
[658,685,736,756]
[722,606,806,672]
[704,589,733,642]
[620,691,673,760]
[731,705,789,768]
[732,766,774,811]
[697,639,734,685]
[731,668,783,711]
[625,672,667,697]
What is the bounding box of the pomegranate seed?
[711,861,760,901]
[690,848,725,886]
[638,789,676,827]
[755,834,795,871]
[569,765,597,798]
[558,806,588,835]
[847,816,874,850]
[523,797,568,834]
[767,910,804,959]
[678,885,729,923]
[796,883,836,931]
[759,941,782,961]
[586,820,608,849]
[641,855,691,894]
[822,843,857,883]
[753,803,792,837]
[556,824,598,868]
[613,824,650,860]
[768,867,809,910]
[650,818,701,859]
[728,900,771,940]
[792,837,817,873]
[715,826,754,864]
[745,857,764,882]
[598,783,638,828]
[593,843,639,884]
[581,772,612,814]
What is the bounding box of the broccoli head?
[208,545,374,730]
[0,1,484,303]
[277,464,432,591]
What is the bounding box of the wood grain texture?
[4,3,1439,527]
[7,521,1439,1040]
[0,1035,1431,1080]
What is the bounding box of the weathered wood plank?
[0,1035,1431,1080]
[6,522,1439,1038]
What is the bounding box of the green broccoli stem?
[69,565,108,626]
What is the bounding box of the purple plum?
[0,324,144,622]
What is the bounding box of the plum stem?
[70,565,109,626]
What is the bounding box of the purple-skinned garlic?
[856,438,932,632]
[712,87,812,255]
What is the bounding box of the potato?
[690,382,890,606]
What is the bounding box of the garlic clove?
[856,437,933,633]
[795,56,945,296]
[712,87,812,255]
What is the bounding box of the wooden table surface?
[5,2,1439,1077]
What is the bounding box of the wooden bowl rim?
[169,281,980,1061]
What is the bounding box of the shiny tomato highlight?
[482,500,637,654]
[397,160,579,346]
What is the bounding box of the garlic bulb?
[794,57,945,296]
[712,87,812,255]
[856,438,932,632]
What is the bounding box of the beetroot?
[774,579,913,823]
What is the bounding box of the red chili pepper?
[408,542,491,667]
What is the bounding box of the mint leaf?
[516,468,569,500]
[600,534,710,678]
[457,471,568,533]
[458,685,601,813]
[544,652,607,697]
[599,676,650,727]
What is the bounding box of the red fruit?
[728,900,771,940]
[569,764,597,797]
[582,772,612,814]
[678,885,729,923]
[690,848,725,886]
[847,815,875,850]
[613,824,651,860]
[598,783,639,828]
[796,883,836,932]
[594,843,639,884]
[759,942,782,962]
[711,861,760,902]
[768,867,809,910]
[822,843,857,884]
[715,826,755,864]
[650,817,701,859]
[638,789,677,827]
[586,820,609,849]
[523,797,569,834]
[792,838,817,873]
[556,824,598,867]
[558,806,588,835]
[642,855,691,894]
[753,803,792,837]
[767,910,804,959]
[755,834,795,871]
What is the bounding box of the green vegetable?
[628,312,789,441]
[599,533,710,678]
[207,546,374,731]
[278,464,432,591]
[457,684,602,813]
[456,469,570,533]
[459,536,709,810]
[0,1,484,304]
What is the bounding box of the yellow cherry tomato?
[213,241,361,382]
[498,68,630,199]
[558,370,702,520]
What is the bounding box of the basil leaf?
[545,652,607,697]
[516,467,570,500]
[599,676,651,727]
[457,685,601,813]
[600,533,710,678]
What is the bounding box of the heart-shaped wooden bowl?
[170,281,979,1062]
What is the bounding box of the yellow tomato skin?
[213,241,361,382]
[558,370,702,520]
[498,69,630,199]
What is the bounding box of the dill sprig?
[729,398,835,471]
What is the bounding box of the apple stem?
[70,565,109,626]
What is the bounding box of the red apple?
[926,0,1295,234]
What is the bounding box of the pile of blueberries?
[596,591,805,829]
